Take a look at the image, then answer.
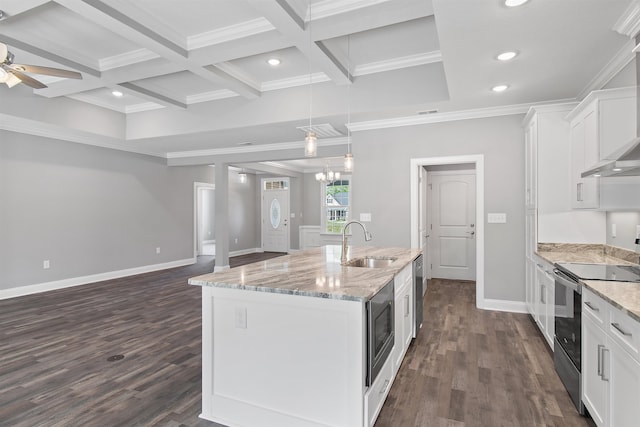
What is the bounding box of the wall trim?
[188,18,276,50]
[353,51,442,77]
[480,299,528,314]
[576,38,635,101]
[0,258,196,300]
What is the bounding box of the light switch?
[360,213,372,222]
[235,307,247,329]
[612,223,617,238]
[487,213,507,224]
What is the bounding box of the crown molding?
[166,137,349,159]
[353,51,442,77]
[0,113,162,157]
[523,102,579,124]
[261,72,331,91]
[306,0,391,21]
[99,48,161,71]
[188,18,276,50]
[577,38,635,100]
[186,89,239,104]
[125,102,165,114]
[614,0,640,37]
[347,101,579,132]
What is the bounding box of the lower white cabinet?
[582,288,640,427]
[393,264,413,374]
[534,259,554,349]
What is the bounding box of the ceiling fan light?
[505,0,529,7]
[0,68,8,83]
[305,131,317,157]
[6,73,21,88]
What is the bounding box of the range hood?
[581,136,640,177]
[582,36,640,178]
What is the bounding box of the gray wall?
[606,211,640,251]
[303,173,321,225]
[0,131,217,290]
[349,115,526,302]
[228,170,259,253]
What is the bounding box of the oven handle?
[552,268,582,294]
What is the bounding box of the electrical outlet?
[234,238,238,244]
[156,247,161,254]
[235,307,247,329]
[43,260,50,269]
[612,223,617,238]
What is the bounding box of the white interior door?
[428,171,476,281]
[262,178,290,253]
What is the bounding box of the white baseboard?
[0,258,196,300]
[480,298,528,313]
[229,247,261,257]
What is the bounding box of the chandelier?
[315,165,341,182]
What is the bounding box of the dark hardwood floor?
[375,278,589,427]
[1,260,589,426]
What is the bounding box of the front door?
[261,178,290,253]
[428,171,476,281]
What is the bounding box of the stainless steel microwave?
[366,279,395,386]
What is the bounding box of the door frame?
[410,155,485,309]
[260,177,290,253]
[194,182,215,258]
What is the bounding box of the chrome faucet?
[341,220,372,265]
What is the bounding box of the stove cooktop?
[557,262,640,283]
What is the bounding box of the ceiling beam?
[54,0,260,100]
[247,0,351,85]
[118,82,186,109]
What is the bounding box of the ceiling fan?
[0,42,82,89]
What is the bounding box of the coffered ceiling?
[0,0,635,166]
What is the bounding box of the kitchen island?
[188,245,422,427]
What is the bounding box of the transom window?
[322,177,351,234]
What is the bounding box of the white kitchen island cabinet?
[189,245,421,427]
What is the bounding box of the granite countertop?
[536,243,640,323]
[188,245,422,302]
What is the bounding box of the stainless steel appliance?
[413,254,423,338]
[366,279,395,386]
[553,262,640,414]
[553,265,584,414]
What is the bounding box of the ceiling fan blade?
[9,69,47,89]
[11,64,82,79]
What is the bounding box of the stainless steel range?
[552,262,640,415]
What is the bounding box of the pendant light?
[304,0,317,157]
[344,35,354,172]
[315,164,341,183]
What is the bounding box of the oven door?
[553,268,581,370]
[367,279,395,386]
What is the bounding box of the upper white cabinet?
[566,87,637,210]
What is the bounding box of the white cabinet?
[392,264,413,374]
[582,287,640,427]
[534,259,555,349]
[566,87,637,210]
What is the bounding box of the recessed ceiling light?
[593,174,602,177]
[497,51,518,61]
[112,90,124,97]
[613,168,622,172]
[492,84,509,92]
[505,0,529,7]
[267,58,281,66]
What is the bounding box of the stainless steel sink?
[346,256,398,268]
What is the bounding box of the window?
[322,177,351,233]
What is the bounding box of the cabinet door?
[525,118,537,209]
[570,112,599,209]
[609,339,640,427]
[535,265,546,333]
[582,315,608,427]
[402,286,413,350]
[525,258,535,316]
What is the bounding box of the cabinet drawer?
[609,306,640,363]
[583,288,608,326]
[394,265,411,297]
[364,355,393,427]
